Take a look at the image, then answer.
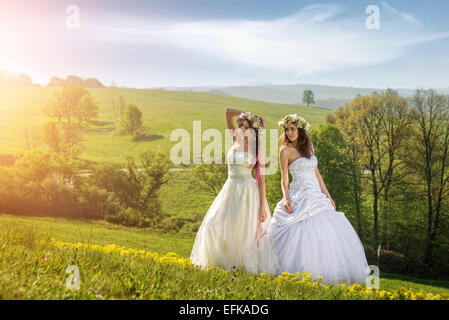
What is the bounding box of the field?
[0,86,333,162]
[1,214,449,300]
[1,86,448,300]
[0,86,333,219]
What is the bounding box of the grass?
[1,86,448,299]
[0,214,194,257]
[0,86,331,221]
[0,86,333,163]
[160,170,215,219]
[1,213,449,299]
[0,85,333,231]
[0,85,326,222]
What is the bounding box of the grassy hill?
[0,86,332,219]
[2,86,448,299]
[158,83,440,109]
[0,86,333,163]
[0,86,333,220]
[1,213,449,299]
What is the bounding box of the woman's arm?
[315,166,336,210]
[257,161,268,222]
[225,107,242,131]
[279,147,293,213]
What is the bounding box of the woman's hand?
[283,197,293,213]
[328,196,336,211]
[259,205,268,223]
[226,107,242,131]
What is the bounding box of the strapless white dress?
[190,149,280,275]
[270,155,369,284]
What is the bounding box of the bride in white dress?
[270,114,369,284]
[190,108,280,275]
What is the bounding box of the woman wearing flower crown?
[270,114,369,284]
[190,108,280,275]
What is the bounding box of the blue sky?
[1,0,449,88]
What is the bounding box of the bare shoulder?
[279,145,293,160]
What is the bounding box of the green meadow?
[2,86,448,299]
[0,86,333,220]
[1,214,449,299]
[0,86,333,163]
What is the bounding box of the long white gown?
[190,149,280,275]
[270,155,369,284]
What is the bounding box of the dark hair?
[250,126,259,170]
[279,126,313,158]
[246,126,260,174]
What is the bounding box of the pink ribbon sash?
[255,221,267,248]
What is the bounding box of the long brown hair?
[279,126,313,158]
[251,127,259,170]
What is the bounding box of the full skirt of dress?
[190,176,280,275]
[271,176,370,284]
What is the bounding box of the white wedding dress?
[190,148,280,275]
[270,155,369,284]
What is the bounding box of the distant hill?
[157,84,448,109]
[47,75,105,88]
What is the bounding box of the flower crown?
[278,114,311,132]
[236,112,265,130]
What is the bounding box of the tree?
[21,124,42,150]
[377,89,412,249]
[302,90,315,107]
[336,107,365,238]
[17,74,32,86]
[43,85,94,126]
[73,94,99,126]
[64,85,89,124]
[408,89,449,264]
[326,114,337,124]
[46,75,105,88]
[91,151,172,217]
[47,76,65,87]
[112,96,127,119]
[340,89,411,250]
[190,161,228,196]
[42,121,82,153]
[83,77,105,88]
[43,122,62,153]
[42,89,67,122]
[65,75,83,86]
[311,123,354,217]
[119,103,143,138]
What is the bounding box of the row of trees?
[191,88,448,273]
[43,87,145,139]
[43,85,99,127]
[47,75,105,88]
[0,71,33,87]
[314,88,449,267]
[0,145,175,229]
[112,95,145,139]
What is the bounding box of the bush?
[90,150,172,217]
[105,207,152,228]
[156,216,185,233]
[77,184,118,219]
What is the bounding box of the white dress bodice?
[288,155,321,195]
[226,149,256,180]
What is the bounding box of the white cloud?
[381,1,423,27]
[85,3,449,77]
